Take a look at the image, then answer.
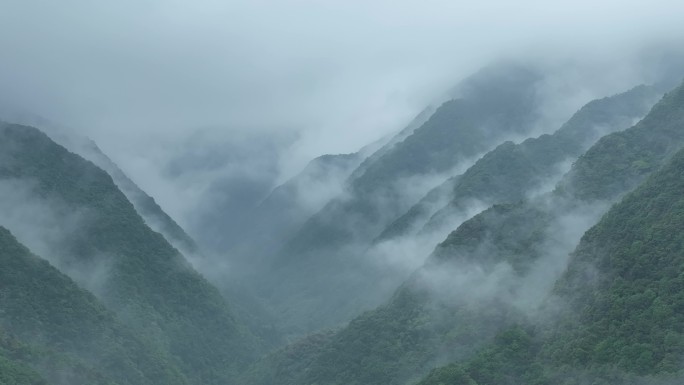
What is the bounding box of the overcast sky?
[2,1,684,211]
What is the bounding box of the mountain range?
[2,62,684,385]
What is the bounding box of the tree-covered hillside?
[0,330,49,385]
[78,139,200,256]
[283,64,543,258]
[378,84,659,243]
[229,152,363,271]
[2,62,683,385]
[261,64,554,335]
[433,79,684,271]
[0,226,188,385]
[238,78,684,385]
[0,124,261,384]
[417,131,684,385]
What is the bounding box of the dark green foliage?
[286,65,543,256]
[559,83,684,201]
[263,65,549,334]
[548,145,684,375]
[303,288,521,385]
[0,226,188,385]
[240,283,520,385]
[431,81,684,269]
[351,64,540,197]
[352,97,531,195]
[417,326,545,385]
[348,106,436,184]
[0,332,48,385]
[413,93,684,384]
[418,364,476,385]
[431,202,552,272]
[414,145,684,384]
[301,288,436,385]
[85,140,200,255]
[0,124,260,384]
[0,358,46,385]
[235,331,336,385]
[416,84,658,237]
[375,176,459,242]
[243,80,684,385]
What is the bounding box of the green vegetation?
[84,141,201,255]
[382,84,658,240]
[549,142,684,375]
[415,140,684,385]
[0,124,261,384]
[0,226,187,384]
[0,332,47,385]
[286,65,542,256]
[375,176,458,242]
[239,79,684,385]
[2,73,683,385]
[235,331,336,385]
[431,201,552,272]
[559,83,684,201]
[432,80,684,268]
[263,65,549,334]
[239,280,524,385]
[417,326,544,385]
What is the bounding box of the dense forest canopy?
[2,2,684,384]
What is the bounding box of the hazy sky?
[2,1,684,216]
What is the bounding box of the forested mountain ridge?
[558,80,684,201]
[0,226,188,385]
[432,79,684,271]
[2,64,684,385]
[78,140,200,256]
[238,78,684,385]
[227,152,363,272]
[282,65,543,258]
[234,105,438,269]
[549,141,684,377]
[0,123,262,384]
[218,105,436,293]
[0,329,49,385]
[418,129,684,385]
[259,64,568,335]
[376,84,659,245]
[391,79,684,384]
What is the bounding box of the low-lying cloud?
[1,1,684,273]
[2,1,684,170]
[0,178,114,296]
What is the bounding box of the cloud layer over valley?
[2,1,684,229]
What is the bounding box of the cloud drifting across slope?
[1,0,684,226]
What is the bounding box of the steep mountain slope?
[216,104,438,283]
[0,123,261,384]
[410,80,684,379]
[169,129,296,253]
[0,330,48,385]
[261,64,558,334]
[418,135,684,385]
[411,79,684,384]
[346,106,436,183]
[0,116,199,256]
[240,78,684,385]
[282,64,543,257]
[431,78,684,274]
[378,84,659,243]
[548,144,684,376]
[79,140,200,256]
[0,226,188,385]
[227,152,363,271]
